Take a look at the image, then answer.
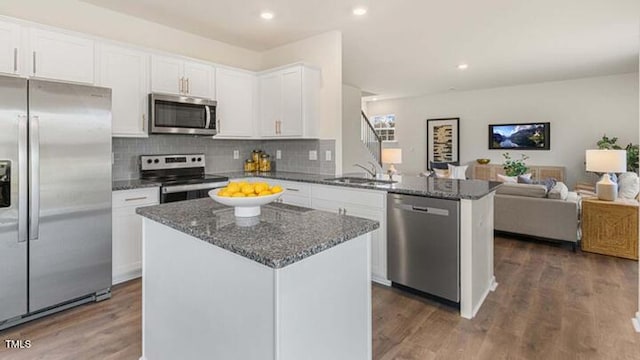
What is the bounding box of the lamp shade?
[585,149,627,173]
[382,148,402,164]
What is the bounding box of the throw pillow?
[447,164,468,180]
[430,161,459,170]
[618,172,640,199]
[497,174,518,183]
[539,178,557,192]
[495,183,548,198]
[434,169,450,178]
[548,181,569,200]
[517,173,533,184]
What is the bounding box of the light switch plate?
[233,150,239,159]
[309,150,318,161]
[276,150,282,160]
[325,150,332,161]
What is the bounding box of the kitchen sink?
[324,177,397,185]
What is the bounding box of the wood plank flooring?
[1,236,638,359]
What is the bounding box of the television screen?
[489,122,550,150]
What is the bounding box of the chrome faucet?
[353,162,378,178]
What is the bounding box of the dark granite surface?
[137,198,379,269]
[112,179,161,191]
[215,171,500,200]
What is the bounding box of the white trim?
[372,277,392,286]
[490,276,499,292]
[633,312,640,333]
[112,267,141,285]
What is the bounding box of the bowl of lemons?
[209,181,284,217]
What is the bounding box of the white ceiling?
[83,0,639,98]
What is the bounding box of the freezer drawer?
[387,193,460,302]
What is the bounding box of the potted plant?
[502,152,530,176]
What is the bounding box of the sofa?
[493,181,581,248]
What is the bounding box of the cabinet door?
[342,205,386,283]
[112,205,143,285]
[0,20,20,75]
[98,44,149,137]
[151,55,183,95]
[258,72,281,136]
[30,28,94,84]
[215,68,254,137]
[280,67,303,136]
[184,61,213,98]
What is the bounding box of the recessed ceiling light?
[371,97,378,101]
[353,7,367,16]
[457,63,469,70]
[260,11,274,20]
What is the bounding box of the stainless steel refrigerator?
[0,76,112,330]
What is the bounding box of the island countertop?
[216,171,501,200]
[136,198,379,269]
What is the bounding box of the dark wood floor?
[1,236,638,359]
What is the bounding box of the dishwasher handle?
[395,203,449,216]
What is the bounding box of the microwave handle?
[205,105,212,129]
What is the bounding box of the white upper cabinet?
[29,28,94,84]
[0,20,21,76]
[215,68,255,138]
[151,55,214,98]
[97,44,149,137]
[258,65,320,138]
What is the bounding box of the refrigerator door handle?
[18,114,28,243]
[29,114,40,241]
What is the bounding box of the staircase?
[361,111,382,166]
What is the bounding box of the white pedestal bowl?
[209,189,285,217]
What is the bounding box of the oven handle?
[205,105,212,129]
[162,181,229,194]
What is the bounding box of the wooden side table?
[581,198,639,260]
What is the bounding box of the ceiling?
[83,0,639,98]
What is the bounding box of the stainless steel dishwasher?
[387,193,460,302]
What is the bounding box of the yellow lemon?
[241,185,255,195]
[238,181,249,188]
[254,183,268,193]
[227,184,240,194]
[270,185,283,193]
[246,193,257,197]
[258,190,272,196]
[231,192,246,197]
[217,189,229,197]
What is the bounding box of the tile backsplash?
[112,135,336,180]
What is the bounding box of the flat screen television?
[489,122,550,150]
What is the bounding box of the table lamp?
[585,149,627,201]
[382,148,402,180]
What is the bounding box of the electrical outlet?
[233,150,239,159]
[276,150,282,160]
[325,150,332,161]
[309,150,318,161]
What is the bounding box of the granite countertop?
[136,198,379,269]
[112,179,161,191]
[215,171,501,200]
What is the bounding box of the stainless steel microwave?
[149,93,217,135]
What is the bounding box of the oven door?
[150,93,216,136]
[161,182,228,203]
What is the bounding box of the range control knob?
[154,159,159,164]
[197,157,202,162]
[146,159,152,164]
[192,157,196,162]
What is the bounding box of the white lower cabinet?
[112,187,159,285]
[310,185,388,284]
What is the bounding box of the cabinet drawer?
[113,188,159,208]
[311,184,384,209]
[280,193,311,208]
[274,180,310,197]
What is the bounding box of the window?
[370,114,396,142]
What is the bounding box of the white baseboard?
[371,276,391,286]
[633,312,640,333]
[112,268,142,285]
[468,276,498,319]
[490,276,499,291]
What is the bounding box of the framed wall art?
[426,117,460,169]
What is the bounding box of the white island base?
[140,219,372,360]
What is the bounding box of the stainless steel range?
[140,154,229,203]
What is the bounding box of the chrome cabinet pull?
[286,188,299,192]
[179,77,183,93]
[32,51,36,74]
[13,48,17,72]
[125,196,148,202]
[186,78,190,94]
[142,114,146,131]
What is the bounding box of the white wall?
[365,73,639,186]
[262,31,343,173]
[0,0,261,70]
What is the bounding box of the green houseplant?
[596,135,639,172]
[502,152,530,176]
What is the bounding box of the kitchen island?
[137,199,379,360]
